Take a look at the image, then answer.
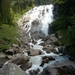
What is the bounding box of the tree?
[0,0,13,24]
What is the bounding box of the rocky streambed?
[0,4,75,75]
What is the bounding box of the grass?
[0,24,20,52]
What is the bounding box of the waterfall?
[19,4,54,38]
[41,4,54,35]
[18,4,68,75]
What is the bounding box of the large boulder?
[40,67,56,75]
[29,68,40,75]
[30,19,45,40]
[57,66,75,75]
[0,59,8,68]
[42,36,53,44]
[40,56,55,66]
[9,53,29,65]
[28,49,41,56]
[20,63,32,71]
[40,60,75,75]
[0,63,29,75]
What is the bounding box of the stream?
[18,4,68,75]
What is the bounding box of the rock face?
[40,56,55,66]
[30,19,46,40]
[9,53,29,65]
[57,66,75,75]
[0,63,29,75]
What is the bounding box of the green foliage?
[12,0,34,14]
[53,0,75,56]
[34,0,53,5]
[0,0,13,25]
[55,0,67,4]
[0,24,20,52]
[52,16,67,31]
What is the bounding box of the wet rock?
[40,67,53,75]
[32,19,40,25]
[49,34,58,43]
[53,49,59,54]
[40,56,55,66]
[53,4,58,19]
[20,62,32,71]
[32,40,37,44]
[43,45,54,53]
[39,42,46,46]
[28,49,41,56]
[58,46,64,53]
[9,53,29,65]
[0,63,29,75]
[69,56,75,61]
[31,31,45,40]
[48,23,52,35]
[29,68,40,75]
[57,66,75,75]
[20,37,30,49]
[6,55,12,60]
[42,36,53,45]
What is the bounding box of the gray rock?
[43,45,54,53]
[40,56,55,66]
[40,67,56,75]
[20,63,32,71]
[9,53,29,65]
[57,66,75,75]
[28,49,41,56]
[0,63,29,75]
[29,68,40,75]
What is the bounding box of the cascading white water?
[41,4,54,35]
[18,4,68,75]
[19,4,54,36]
